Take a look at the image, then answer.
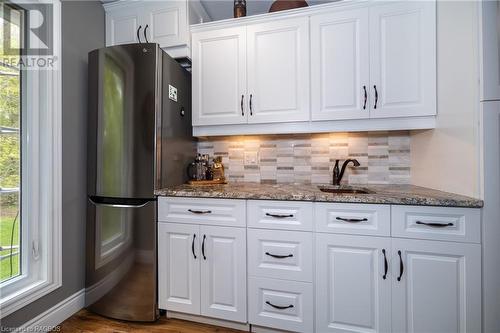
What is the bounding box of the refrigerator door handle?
[88,196,154,208]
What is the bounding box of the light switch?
[244,151,259,165]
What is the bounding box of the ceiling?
[200,0,336,21]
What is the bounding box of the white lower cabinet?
[249,277,314,332]
[158,222,247,323]
[391,238,481,333]
[200,225,247,322]
[315,233,481,333]
[158,198,481,333]
[315,233,391,333]
[158,223,200,314]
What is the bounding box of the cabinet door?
[158,223,200,314]
[480,1,500,101]
[200,226,247,323]
[143,1,188,49]
[311,8,370,121]
[106,6,141,46]
[391,239,481,333]
[247,17,310,123]
[192,27,247,126]
[316,234,391,333]
[369,1,436,118]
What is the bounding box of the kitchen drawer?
[314,203,391,236]
[247,200,313,231]
[248,277,313,333]
[248,229,313,282]
[392,205,481,243]
[158,197,246,227]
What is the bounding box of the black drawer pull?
[336,217,368,223]
[265,301,294,310]
[202,234,206,260]
[363,85,367,110]
[265,213,294,218]
[382,249,388,280]
[397,250,404,282]
[188,209,212,214]
[241,94,244,116]
[191,234,197,259]
[249,94,253,115]
[265,252,293,259]
[416,221,453,228]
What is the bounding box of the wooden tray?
[187,179,227,186]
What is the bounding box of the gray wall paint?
[1,1,104,328]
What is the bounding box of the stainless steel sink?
[318,186,374,194]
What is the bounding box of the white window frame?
[0,0,62,317]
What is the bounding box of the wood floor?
[56,309,245,333]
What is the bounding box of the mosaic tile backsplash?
[197,131,411,185]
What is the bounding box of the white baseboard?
[17,289,85,332]
[251,325,293,333]
[166,311,250,331]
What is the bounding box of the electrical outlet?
[168,84,178,102]
[244,151,259,165]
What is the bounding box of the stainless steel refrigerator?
[85,43,195,322]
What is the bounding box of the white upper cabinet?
[369,1,436,118]
[143,1,188,49]
[480,0,500,101]
[246,17,310,123]
[191,0,437,135]
[192,27,248,125]
[391,239,481,333]
[105,0,209,58]
[311,8,370,121]
[106,5,141,46]
[192,17,309,126]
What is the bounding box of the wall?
[410,1,480,198]
[198,131,411,185]
[1,1,105,327]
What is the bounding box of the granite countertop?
[155,183,483,208]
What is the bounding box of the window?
[0,3,22,285]
[0,0,61,317]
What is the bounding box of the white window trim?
[0,0,62,317]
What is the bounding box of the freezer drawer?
[85,198,158,322]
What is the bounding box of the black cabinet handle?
[143,24,149,43]
[188,209,212,214]
[265,301,294,310]
[265,213,294,219]
[382,249,388,280]
[202,234,206,260]
[397,250,404,281]
[265,252,293,259]
[191,234,197,259]
[249,94,253,115]
[241,95,244,116]
[137,25,142,43]
[363,85,367,110]
[336,217,368,223]
[373,85,378,109]
[416,221,453,228]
